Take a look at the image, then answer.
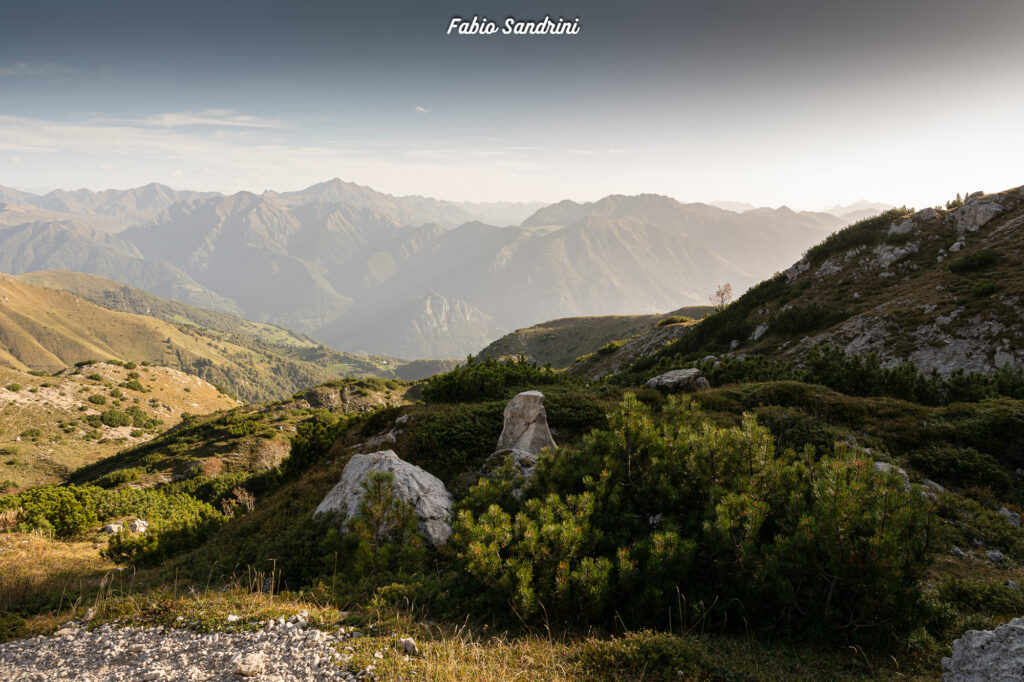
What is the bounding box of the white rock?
[233,652,265,677]
[495,391,556,455]
[398,637,418,655]
[750,323,769,341]
[314,450,453,546]
[645,368,711,393]
[101,523,123,534]
[129,519,149,534]
[872,461,909,484]
[943,617,1024,681]
[952,197,1002,233]
[998,507,1021,527]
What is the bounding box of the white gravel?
[0,619,375,681]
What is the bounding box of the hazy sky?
[1,0,1023,209]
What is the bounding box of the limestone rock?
[397,637,418,655]
[999,507,1022,527]
[942,617,1024,681]
[101,522,123,534]
[952,196,1003,233]
[496,391,556,454]
[232,652,265,677]
[314,450,453,546]
[645,368,711,393]
[129,518,149,534]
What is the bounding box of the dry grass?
[0,533,937,680]
[0,532,119,633]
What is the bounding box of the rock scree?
[314,450,453,546]
[0,619,375,682]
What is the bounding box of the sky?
[1,0,1023,209]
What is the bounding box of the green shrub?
[455,395,936,639]
[676,344,1024,406]
[656,315,693,327]
[597,340,625,356]
[908,445,1010,493]
[949,249,1000,274]
[124,362,137,370]
[771,304,848,335]
[572,631,711,681]
[971,280,1001,297]
[88,394,107,405]
[5,485,99,538]
[86,373,103,382]
[122,379,145,392]
[284,410,362,477]
[938,576,1024,616]
[27,370,47,377]
[19,428,41,439]
[100,409,132,428]
[346,471,426,578]
[804,208,911,266]
[4,384,20,392]
[422,357,564,403]
[95,467,145,488]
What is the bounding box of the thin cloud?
[0,62,68,78]
[97,110,287,129]
[414,106,432,115]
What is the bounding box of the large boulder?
[496,390,556,454]
[314,450,453,546]
[943,617,1024,680]
[645,368,710,392]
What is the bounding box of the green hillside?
[7,271,454,402]
[475,305,714,369]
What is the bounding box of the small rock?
[100,523,123,534]
[129,518,149,534]
[398,637,418,655]
[233,652,266,677]
[987,549,1007,563]
[644,368,710,393]
[226,614,240,623]
[950,545,965,557]
[999,507,1021,527]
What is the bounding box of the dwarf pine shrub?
[455,394,936,640]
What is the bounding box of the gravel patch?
[0,618,379,681]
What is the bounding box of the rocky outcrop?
[496,391,556,454]
[645,368,710,392]
[942,617,1024,681]
[485,391,557,484]
[314,450,453,546]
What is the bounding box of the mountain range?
[0,178,866,357]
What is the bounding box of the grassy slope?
[0,273,410,402]
[18,270,322,349]
[0,362,238,489]
[475,305,714,369]
[15,270,460,396]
